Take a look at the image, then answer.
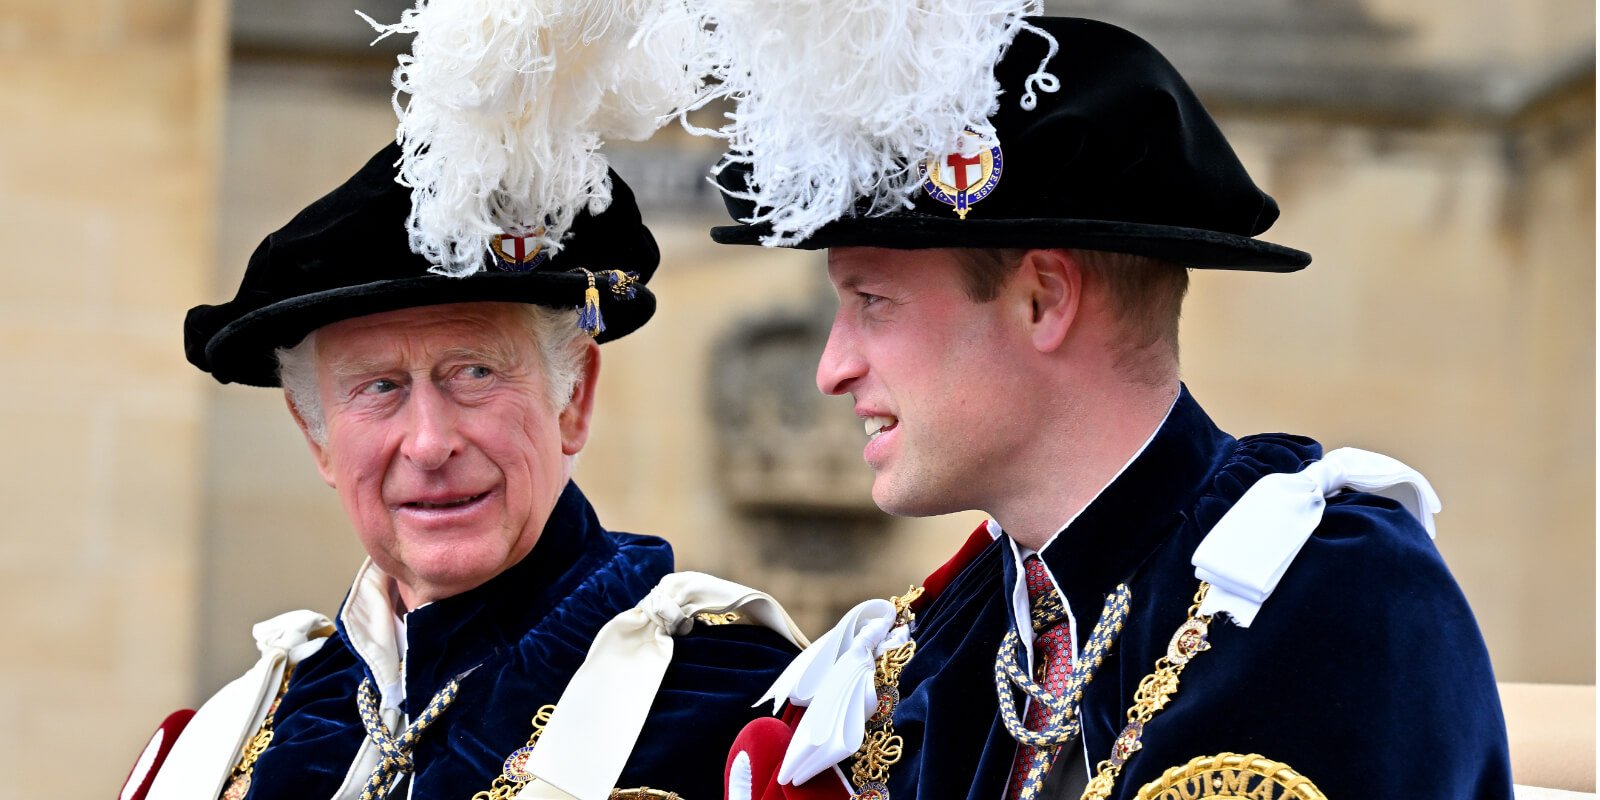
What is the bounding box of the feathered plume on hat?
[675,0,1058,246]
[358,0,706,276]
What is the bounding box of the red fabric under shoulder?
[726,709,852,800]
[119,708,196,800]
[915,521,996,613]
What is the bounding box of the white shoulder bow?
[757,597,911,785]
[1193,446,1441,627]
[143,609,333,800]
[517,572,807,800]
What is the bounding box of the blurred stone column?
[0,0,227,796]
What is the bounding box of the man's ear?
[559,341,602,456]
[286,392,337,488]
[1015,248,1082,353]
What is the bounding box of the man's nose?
[401,381,463,471]
[815,315,865,396]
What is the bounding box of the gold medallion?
[1109,721,1144,766]
[501,745,537,782]
[1166,618,1211,665]
[1133,753,1326,800]
[221,773,251,800]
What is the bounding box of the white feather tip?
[679,0,1056,246]
[360,0,707,275]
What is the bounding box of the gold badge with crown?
[920,130,1004,220]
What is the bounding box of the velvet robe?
[886,388,1511,799]
[244,481,798,800]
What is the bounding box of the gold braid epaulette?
[845,586,924,800]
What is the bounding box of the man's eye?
[361,379,400,395]
[461,365,493,380]
[858,292,884,308]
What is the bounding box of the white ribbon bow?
[754,598,909,786]
[517,572,807,800]
[144,609,333,800]
[1192,446,1441,627]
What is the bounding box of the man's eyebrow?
[329,356,392,378]
[324,342,523,378]
[833,273,864,292]
[440,344,521,369]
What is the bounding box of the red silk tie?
[1007,555,1074,800]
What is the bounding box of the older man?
[698,13,1512,800]
[119,143,804,800]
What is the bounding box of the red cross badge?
[920,130,1003,220]
[491,229,550,272]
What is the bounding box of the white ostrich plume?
[677,0,1057,246]
[358,0,707,276]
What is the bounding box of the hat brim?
[194,272,655,387]
[711,215,1310,272]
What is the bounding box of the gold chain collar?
[473,704,557,800]
[845,586,924,800]
[838,579,1217,800]
[469,615,747,800]
[1080,582,1216,800]
[219,665,295,800]
[471,700,697,800]
[220,660,705,800]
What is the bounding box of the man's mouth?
[403,492,489,510]
[864,415,898,438]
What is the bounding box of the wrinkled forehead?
[312,302,533,373]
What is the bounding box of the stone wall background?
[0,0,1591,797]
[0,0,229,797]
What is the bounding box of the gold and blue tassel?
[573,269,640,337]
[576,269,605,337]
[606,270,639,300]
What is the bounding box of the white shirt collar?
[340,558,410,712]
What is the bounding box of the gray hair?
[277,305,589,446]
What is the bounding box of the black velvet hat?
[711,17,1310,271]
[185,143,659,387]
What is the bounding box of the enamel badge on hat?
[490,230,550,273]
[356,0,704,276]
[921,130,1006,220]
[675,0,1057,245]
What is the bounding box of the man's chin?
[395,559,509,606]
[390,535,526,599]
[870,477,957,519]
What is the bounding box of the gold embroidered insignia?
[1132,753,1326,800]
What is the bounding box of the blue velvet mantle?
[245,481,798,799]
[886,388,1512,799]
